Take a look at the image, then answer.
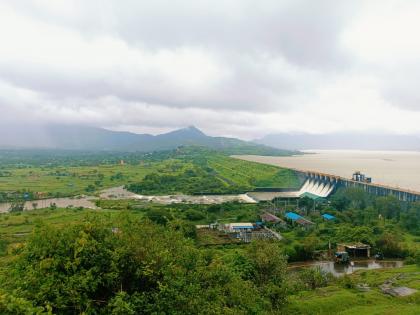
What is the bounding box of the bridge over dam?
[248,168,420,202]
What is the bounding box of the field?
[207,154,300,188]
[0,163,157,198]
[0,148,300,200]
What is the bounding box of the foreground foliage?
[1,214,289,314]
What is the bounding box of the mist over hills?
[0,124,294,156]
[257,133,420,151]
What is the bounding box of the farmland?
[0,147,300,201]
[0,148,420,314]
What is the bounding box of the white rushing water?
[0,186,257,213]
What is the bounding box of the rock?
[380,286,417,297]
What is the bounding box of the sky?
[1,0,420,140]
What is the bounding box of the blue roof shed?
[285,212,302,221]
[322,213,336,220]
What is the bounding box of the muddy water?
[0,197,98,213]
[288,260,404,277]
[0,186,258,213]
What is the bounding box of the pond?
[288,260,404,277]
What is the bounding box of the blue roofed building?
[285,212,314,228]
[322,213,336,221]
[285,212,302,221]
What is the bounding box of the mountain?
[0,124,295,155]
[256,133,420,151]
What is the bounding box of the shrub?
[184,209,205,221]
[339,275,356,289]
[5,216,272,314]
[299,266,332,290]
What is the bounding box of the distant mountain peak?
[166,126,207,138]
[0,124,294,155]
[184,125,205,134]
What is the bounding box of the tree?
[145,208,172,225]
[184,209,205,221]
[85,184,95,193]
[246,240,288,309]
[6,215,270,314]
[0,292,49,315]
[9,201,25,212]
[400,203,420,233]
[375,196,401,220]
[376,232,405,258]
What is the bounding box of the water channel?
[288,260,404,277]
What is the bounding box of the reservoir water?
[234,150,420,192]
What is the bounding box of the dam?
[248,169,420,202]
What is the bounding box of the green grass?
[196,229,241,246]
[285,265,420,315]
[0,162,164,198]
[207,154,300,189]
[0,150,300,198]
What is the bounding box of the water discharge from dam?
[234,150,420,193]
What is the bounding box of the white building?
[225,223,254,232]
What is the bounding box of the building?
[352,171,372,183]
[195,224,210,229]
[261,212,282,223]
[224,223,254,232]
[337,243,371,258]
[285,212,302,221]
[285,212,314,227]
[322,213,336,221]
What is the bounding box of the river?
[0,186,257,213]
[234,150,420,192]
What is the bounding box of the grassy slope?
[286,265,420,315]
[207,154,300,189]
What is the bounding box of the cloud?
[0,1,420,139]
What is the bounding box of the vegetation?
[0,147,299,201]
[1,200,419,314]
[126,147,300,195]
[1,149,420,314]
[0,213,291,314]
[284,265,420,315]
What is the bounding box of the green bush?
[298,266,333,290]
[3,215,287,314]
[184,209,205,221]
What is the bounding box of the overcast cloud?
[1,0,420,139]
